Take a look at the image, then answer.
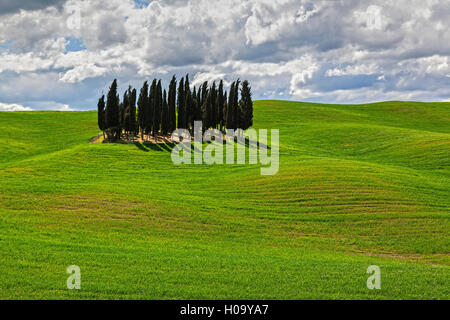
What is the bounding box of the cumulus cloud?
[0,0,67,15]
[192,72,228,88]
[0,102,32,111]
[0,0,450,108]
[326,64,379,77]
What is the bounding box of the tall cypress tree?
[153,79,162,135]
[122,90,130,136]
[240,80,253,131]
[137,81,148,139]
[226,82,235,131]
[195,86,202,122]
[197,85,202,113]
[233,79,240,130]
[185,89,193,132]
[161,89,169,136]
[168,75,177,133]
[201,81,208,108]
[201,89,211,131]
[97,95,106,138]
[222,91,227,133]
[130,88,137,136]
[210,82,217,129]
[217,80,224,131]
[191,86,201,130]
[149,79,157,136]
[123,89,130,130]
[106,79,120,139]
[184,74,191,130]
[177,77,185,129]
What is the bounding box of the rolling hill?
[0,100,448,299]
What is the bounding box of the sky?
[0,0,450,111]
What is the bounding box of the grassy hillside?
[0,101,448,299]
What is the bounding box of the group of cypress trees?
[98,75,253,140]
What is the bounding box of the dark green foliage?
[233,79,240,130]
[122,86,136,137]
[97,95,106,134]
[210,82,217,129]
[120,90,128,130]
[168,75,177,133]
[217,80,224,131]
[192,86,197,120]
[130,88,137,135]
[99,77,250,139]
[105,79,121,139]
[152,79,162,135]
[184,74,191,130]
[137,81,149,139]
[177,77,185,129]
[191,86,201,129]
[149,79,157,135]
[201,81,208,107]
[196,86,202,114]
[222,91,228,133]
[240,80,253,130]
[161,89,169,136]
[121,90,128,135]
[185,89,193,132]
[226,82,235,131]
[201,89,212,131]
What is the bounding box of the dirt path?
[90,134,178,144]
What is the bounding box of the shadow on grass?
[135,137,269,153]
[235,136,271,150]
[135,142,176,153]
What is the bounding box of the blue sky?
[1,0,450,111]
[65,37,86,52]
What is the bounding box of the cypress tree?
[122,86,136,138]
[233,79,240,130]
[130,88,137,136]
[149,79,157,136]
[197,85,202,113]
[240,80,253,131]
[201,81,208,108]
[210,82,217,129]
[185,89,193,132]
[161,89,169,136]
[122,90,129,136]
[177,77,185,129]
[152,79,162,135]
[137,81,148,139]
[191,86,200,130]
[222,91,227,133]
[97,95,106,138]
[106,79,120,139]
[196,86,202,123]
[217,80,224,131]
[201,90,211,131]
[168,75,177,133]
[184,74,191,130]
[226,82,235,131]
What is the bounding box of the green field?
[0,100,449,299]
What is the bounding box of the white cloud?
[399,55,450,75]
[191,72,228,88]
[244,0,319,46]
[0,0,450,108]
[354,5,386,31]
[326,64,379,77]
[0,102,32,111]
[59,63,109,83]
